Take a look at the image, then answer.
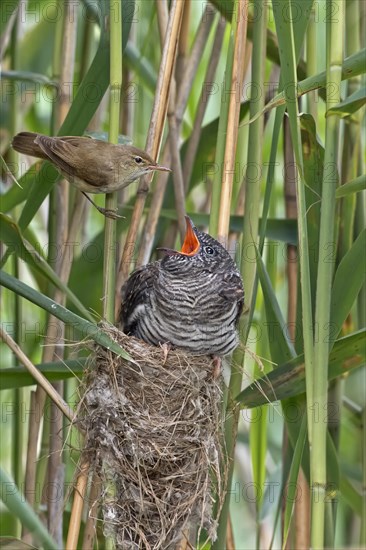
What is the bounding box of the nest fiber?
[79,323,224,549]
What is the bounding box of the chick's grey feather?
[119,224,244,356]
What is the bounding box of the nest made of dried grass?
[78,322,225,549]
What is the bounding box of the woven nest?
[78,322,225,549]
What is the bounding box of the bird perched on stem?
[12,132,170,219]
[119,216,244,357]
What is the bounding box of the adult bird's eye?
[134,156,143,164]
[204,246,215,255]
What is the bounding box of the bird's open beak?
[180,216,200,255]
[148,163,171,172]
[157,216,200,257]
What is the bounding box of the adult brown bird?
[119,217,244,357]
[12,131,170,219]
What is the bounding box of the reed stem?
[306,3,318,122]
[103,0,123,322]
[311,2,344,547]
[213,3,263,547]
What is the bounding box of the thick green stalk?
[361,405,366,547]
[327,0,361,544]
[311,2,344,548]
[103,4,122,548]
[45,0,64,276]
[9,13,23,518]
[329,0,362,455]
[31,4,66,541]
[272,0,314,448]
[306,2,318,121]
[253,239,277,548]
[240,6,267,325]
[213,3,267,548]
[339,0,362,261]
[103,0,123,322]
[326,2,361,542]
[355,191,366,329]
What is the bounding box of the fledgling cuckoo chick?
[119,217,244,356]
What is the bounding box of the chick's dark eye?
[134,156,143,164]
[204,246,215,255]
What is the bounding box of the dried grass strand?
[217,0,249,240]
[0,326,74,422]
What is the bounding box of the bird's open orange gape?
[180,218,200,256]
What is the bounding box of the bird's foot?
[82,192,124,219]
[211,355,222,379]
[97,206,124,220]
[160,342,171,365]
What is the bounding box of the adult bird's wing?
[119,263,159,334]
[218,271,245,324]
[35,135,116,187]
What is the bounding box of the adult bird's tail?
[12,132,48,160]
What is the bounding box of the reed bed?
[0,0,364,548]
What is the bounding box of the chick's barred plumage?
[119,218,244,356]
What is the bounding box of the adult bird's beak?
[157,216,200,257]
[148,163,171,172]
